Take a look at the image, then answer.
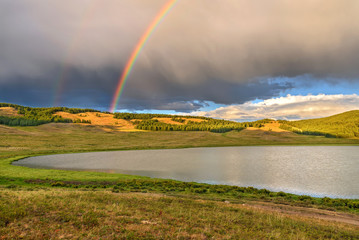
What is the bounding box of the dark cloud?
[1,0,359,111]
[118,99,209,113]
[0,65,291,112]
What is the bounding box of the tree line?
[0,102,276,131]
[0,116,51,126]
[134,119,265,133]
[0,103,98,126]
[115,112,271,133]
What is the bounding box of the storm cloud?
[1,0,359,111]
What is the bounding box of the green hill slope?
[279,110,359,138]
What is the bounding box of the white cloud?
[194,94,359,121]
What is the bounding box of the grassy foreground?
[1,123,359,239]
[1,189,358,239]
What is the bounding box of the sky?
[0,0,359,121]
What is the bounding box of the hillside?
[279,110,359,138]
[1,104,359,238]
[1,103,359,138]
[0,103,265,133]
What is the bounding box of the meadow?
[1,190,358,239]
[1,107,359,239]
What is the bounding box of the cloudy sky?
[1,0,359,120]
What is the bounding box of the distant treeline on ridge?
[2,103,358,138]
[0,103,99,126]
[113,113,270,133]
[133,119,251,133]
[113,112,210,120]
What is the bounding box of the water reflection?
[13,146,359,199]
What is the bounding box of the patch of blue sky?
[268,75,359,97]
[196,102,227,112]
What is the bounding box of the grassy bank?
[1,124,359,205]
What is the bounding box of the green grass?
[1,123,359,211]
[1,189,358,239]
[6,177,357,214]
[1,123,359,238]
[280,110,359,138]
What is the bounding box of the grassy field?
[1,189,358,239]
[1,123,359,183]
[1,123,359,239]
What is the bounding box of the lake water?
[13,146,359,199]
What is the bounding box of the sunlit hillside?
[280,110,359,138]
[0,103,266,133]
[2,103,359,138]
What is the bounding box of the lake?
[13,146,359,199]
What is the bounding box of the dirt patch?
[121,192,359,226]
[239,201,359,226]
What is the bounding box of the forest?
[0,116,51,126]
[0,103,98,126]
[134,118,268,133]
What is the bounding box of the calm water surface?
[14,146,359,199]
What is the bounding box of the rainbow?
[109,0,179,112]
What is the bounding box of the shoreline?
[11,145,359,200]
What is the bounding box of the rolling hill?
[1,102,359,138]
[0,103,265,133]
[279,110,359,138]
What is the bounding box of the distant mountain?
[280,110,359,138]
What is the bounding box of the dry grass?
[246,121,287,132]
[1,123,359,239]
[53,113,207,131]
[0,107,21,117]
[0,125,32,135]
[0,189,358,239]
[1,123,358,157]
[55,111,135,131]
